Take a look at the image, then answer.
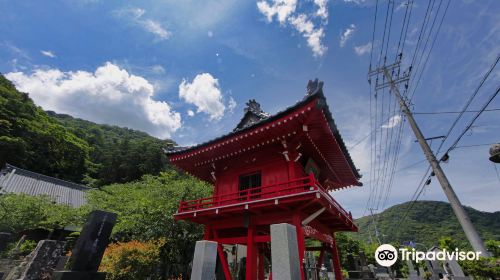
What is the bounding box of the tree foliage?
[100,239,166,280]
[84,171,212,277]
[48,111,175,186]
[355,201,500,249]
[0,193,82,233]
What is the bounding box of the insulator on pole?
[489,143,500,163]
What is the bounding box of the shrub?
[0,193,83,234]
[99,239,165,280]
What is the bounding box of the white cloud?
[314,0,329,19]
[5,62,181,138]
[114,7,171,41]
[179,73,226,121]
[340,24,356,47]
[354,42,372,55]
[228,96,237,113]
[257,0,297,24]
[289,14,327,57]
[40,50,56,58]
[142,19,170,40]
[343,0,366,4]
[382,115,402,129]
[150,65,166,74]
[187,110,195,117]
[257,0,328,57]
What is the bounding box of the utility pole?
[369,208,382,244]
[377,65,490,256]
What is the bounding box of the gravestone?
[5,240,65,280]
[270,223,301,280]
[346,253,358,271]
[0,233,11,253]
[425,260,440,280]
[407,259,420,280]
[190,240,217,280]
[418,267,426,279]
[443,253,470,280]
[52,210,117,280]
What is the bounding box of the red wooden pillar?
[213,229,232,280]
[331,233,343,280]
[318,244,325,270]
[246,227,258,280]
[293,214,305,280]
[217,244,232,280]
[258,246,265,280]
[203,226,212,239]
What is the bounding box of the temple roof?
[0,164,89,207]
[167,79,361,184]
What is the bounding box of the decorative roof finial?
[306,78,324,96]
[245,99,265,115]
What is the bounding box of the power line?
[395,0,413,60]
[348,114,395,149]
[413,108,500,115]
[435,54,500,155]
[442,86,500,156]
[407,0,434,76]
[369,0,380,71]
[454,143,498,149]
[407,0,450,102]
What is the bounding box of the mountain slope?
[0,74,90,182]
[48,111,175,186]
[355,200,500,249]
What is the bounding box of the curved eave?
[167,90,361,187]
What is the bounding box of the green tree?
[0,193,82,234]
[84,170,211,277]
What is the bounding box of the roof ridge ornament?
[233,99,269,131]
[244,99,268,117]
[306,78,324,96]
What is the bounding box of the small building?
[167,80,362,280]
[0,163,89,207]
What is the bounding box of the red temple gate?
[167,80,362,280]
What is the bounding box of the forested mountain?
[355,200,500,249]
[48,112,175,186]
[0,74,174,186]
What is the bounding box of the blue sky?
[1,0,498,218]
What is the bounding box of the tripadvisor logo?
[375,244,482,267]
[375,244,398,267]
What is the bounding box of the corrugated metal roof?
[0,164,90,207]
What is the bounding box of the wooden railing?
[178,174,352,221]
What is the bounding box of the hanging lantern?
[489,143,500,163]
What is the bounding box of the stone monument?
[51,210,117,280]
[5,240,65,280]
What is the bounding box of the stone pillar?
[270,223,301,280]
[190,240,217,280]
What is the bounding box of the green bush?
[99,239,165,280]
[0,193,83,234]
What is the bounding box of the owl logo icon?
[375,244,398,267]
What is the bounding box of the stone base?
[51,271,106,280]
